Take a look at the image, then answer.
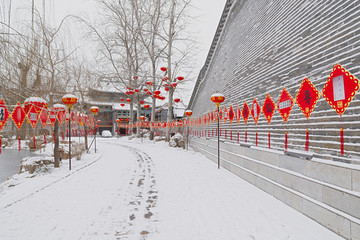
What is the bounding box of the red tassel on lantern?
[33,135,36,149]
[256,131,258,146]
[18,137,21,151]
[268,131,271,149]
[53,132,55,143]
[285,132,288,152]
[305,129,309,151]
[245,130,247,143]
[237,131,239,144]
[225,129,227,139]
[44,134,47,145]
[230,130,232,141]
[61,131,64,141]
[340,127,344,155]
[0,137,2,154]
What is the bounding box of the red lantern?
[120,118,123,121]
[147,92,152,95]
[164,87,169,92]
[177,76,184,81]
[133,76,138,80]
[135,89,140,93]
[146,81,153,86]
[121,103,125,107]
[144,104,150,109]
[140,115,145,121]
[126,98,131,103]
[144,88,148,92]
[128,90,134,95]
[160,67,167,72]
[154,90,161,95]
[120,98,124,102]
[159,96,165,100]
[211,93,225,106]
[171,83,177,88]
[90,106,99,115]
[185,110,193,117]
[174,98,181,103]
[154,95,159,99]
[62,94,78,107]
[24,96,48,114]
[162,78,167,82]
[116,119,120,123]
[140,100,145,104]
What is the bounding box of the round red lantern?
[144,104,150,109]
[24,96,48,113]
[146,81,153,86]
[164,87,169,92]
[133,76,138,80]
[140,115,145,121]
[121,103,125,107]
[154,90,161,95]
[128,90,134,95]
[174,98,180,103]
[120,118,123,121]
[185,110,193,117]
[90,106,99,115]
[154,95,159,99]
[97,120,100,123]
[171,83,177,88]
[135,89,140,93]
[126,98,131,103]
[95,124,98,128]
[144,88,148,92]
[211,93,225,106]
[177,76,184,81]
[147,92,152,96]
[116,119,120,123]
[120,98,124,102]
[62,94,78,106]
[160,67,167,72]
[140,100,145,104]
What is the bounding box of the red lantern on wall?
[160,67,167,72]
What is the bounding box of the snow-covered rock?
[169,133,185,149]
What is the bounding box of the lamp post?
[62,94,78,170]
[184,110,193,150]
[90,106,99,153]
[211,93,225,169]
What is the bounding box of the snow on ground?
[0,137,343,240]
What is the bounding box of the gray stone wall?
[189,0,360,159]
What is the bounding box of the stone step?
[190,137,360,239]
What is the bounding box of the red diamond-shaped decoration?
[251,98,261,125]
[277,87,294,123]
[39,109,48,128]
[219,106,223,121]
[229,105,235,124]
[0,99,10,132]
[223,106,228,123]
[262,93,276,124]
[11,102,26,130]
[296,78,320,119]
[236,104,241,125]
[322,64,359,116]
[27,105,39,129]
[242,101,250,125]
[178,119,183,127]
[49,107,56,127]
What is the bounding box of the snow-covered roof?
[85,100,137,111]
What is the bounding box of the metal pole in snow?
[217,105,220,169]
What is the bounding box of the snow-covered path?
[0,138,343,240]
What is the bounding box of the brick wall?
[189,0,360,160]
